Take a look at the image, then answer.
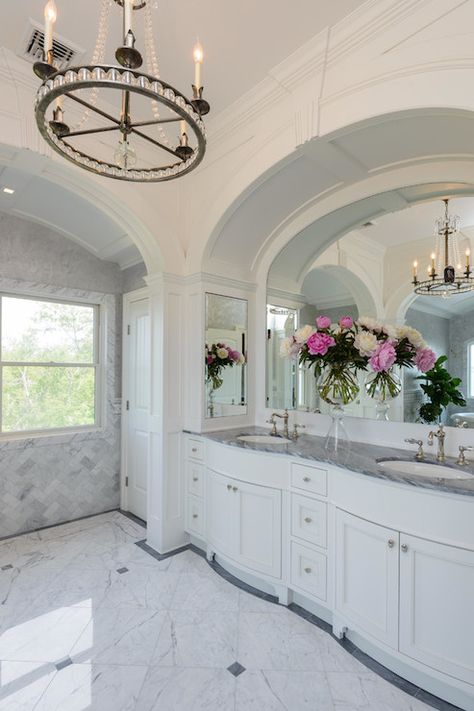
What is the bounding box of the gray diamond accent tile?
[116,567,129,574]
[55,657,73,671]
[227,662,245,677]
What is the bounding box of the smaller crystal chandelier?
[411,199,474,297]
[33,0,210,182]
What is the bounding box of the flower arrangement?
[205,342,245,391]
[281,315,437,406]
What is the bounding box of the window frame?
[468,340,474,399]
[0,291,103,439]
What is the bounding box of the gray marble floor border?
[134,533,462,711]
[118,509,147,528]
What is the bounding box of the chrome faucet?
[267,409,289,438]
[427,424,446,463]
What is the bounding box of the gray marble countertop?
[196,426,474,497]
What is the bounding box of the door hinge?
[127,324,130,335]
[126,400,130,411]
[125,476,129,487]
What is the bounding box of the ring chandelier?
[411,199,474,297]
[33,0,210,182]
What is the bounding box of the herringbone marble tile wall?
[0,281,121,538]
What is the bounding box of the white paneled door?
[125,298,150,521]
[335,509,399,649]
[399,534,474,685]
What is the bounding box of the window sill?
[0,426,107,449]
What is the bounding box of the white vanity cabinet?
[207,469,282,578]
[399,534,474,686]
[336,509,474,689]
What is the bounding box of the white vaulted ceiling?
[1,0,366,116]
[0,147,142,268]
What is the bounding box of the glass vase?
[316,365,359,462]
[364,369,402,421]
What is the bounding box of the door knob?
[388,539,395,548]
[232,486,238,492]
[304,567,312,574]
[401,543,408,553]
[227,484,232,491]
[192,513,198,518]
[303,476,311,482]
[193,476,198,482]
[304,517,312,524]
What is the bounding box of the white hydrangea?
[354,331,378,357]
[382,324,397,340]
[330,324,342,335]
[397,325,425,349]
[217,347,228,359]
[294,324,314,344]
[280,337,296,358]
[356,316,381,332]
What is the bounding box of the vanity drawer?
[187,437,204,461]
[291,540,327,601]
[291,462,327,497]
[291,493,327,548]
[186,495,204,536]
[187,461,204,498]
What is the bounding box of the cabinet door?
[234,479,282,578]
[335,509,399,649]
[207,470,236,558]
[399,534,474,685]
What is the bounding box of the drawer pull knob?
[304,517,312,524]
[227,484,232,491]
[388,539,395,548]
[303,476,311,482]
[193,477,199,482]
[192,513,198,519]
[232,486,238,492]
[304,567,312,574]
[401,543,408,553]
[192,447,198,453]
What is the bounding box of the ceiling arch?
[203,109,474,281]
[0,144,159,273]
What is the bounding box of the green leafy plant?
[416,355,466,424]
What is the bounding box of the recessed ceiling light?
[2,187,15,195]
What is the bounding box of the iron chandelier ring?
[34,64,207,182]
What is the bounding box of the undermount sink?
[237,434,292,444]
[378,459,472,480]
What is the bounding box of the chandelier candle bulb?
[180,120,187,141]
[124,0,134,37]
[466,248,470,268]
[413,260,418,279]
[43,0,57,54]
[193,42,204,88]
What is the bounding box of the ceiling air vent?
[21,22,83,71]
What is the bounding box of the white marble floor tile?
[238,611,326,671]
[100,569,180,610]
[0,606,92,663]
[151,610,238,669]
[0,660,56,711]
[34,663,148,711]
[238,590,282,614]
[170,571,240,612]
[358,675,435,711]
[166,549,213,575]
[235,669,335,711]
[326,672,374,707]
[318,637,373,674]
[70,608,167,666]
[135,667,236,711]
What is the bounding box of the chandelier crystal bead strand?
[33,0,209,182]
[411,199,474,297]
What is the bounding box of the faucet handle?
[404,438,424,460]
[457,445,474,466]
[292,423,306,440]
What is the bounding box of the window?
[0,295,99,434]
[469,341,474,399]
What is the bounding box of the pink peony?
[206,355,214,365]
[229,349,241,362]
[339,316,353,329]
[307,332,336,356]
[316,315,331,329]
[415,347,436,373]
[369,341,396,372]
